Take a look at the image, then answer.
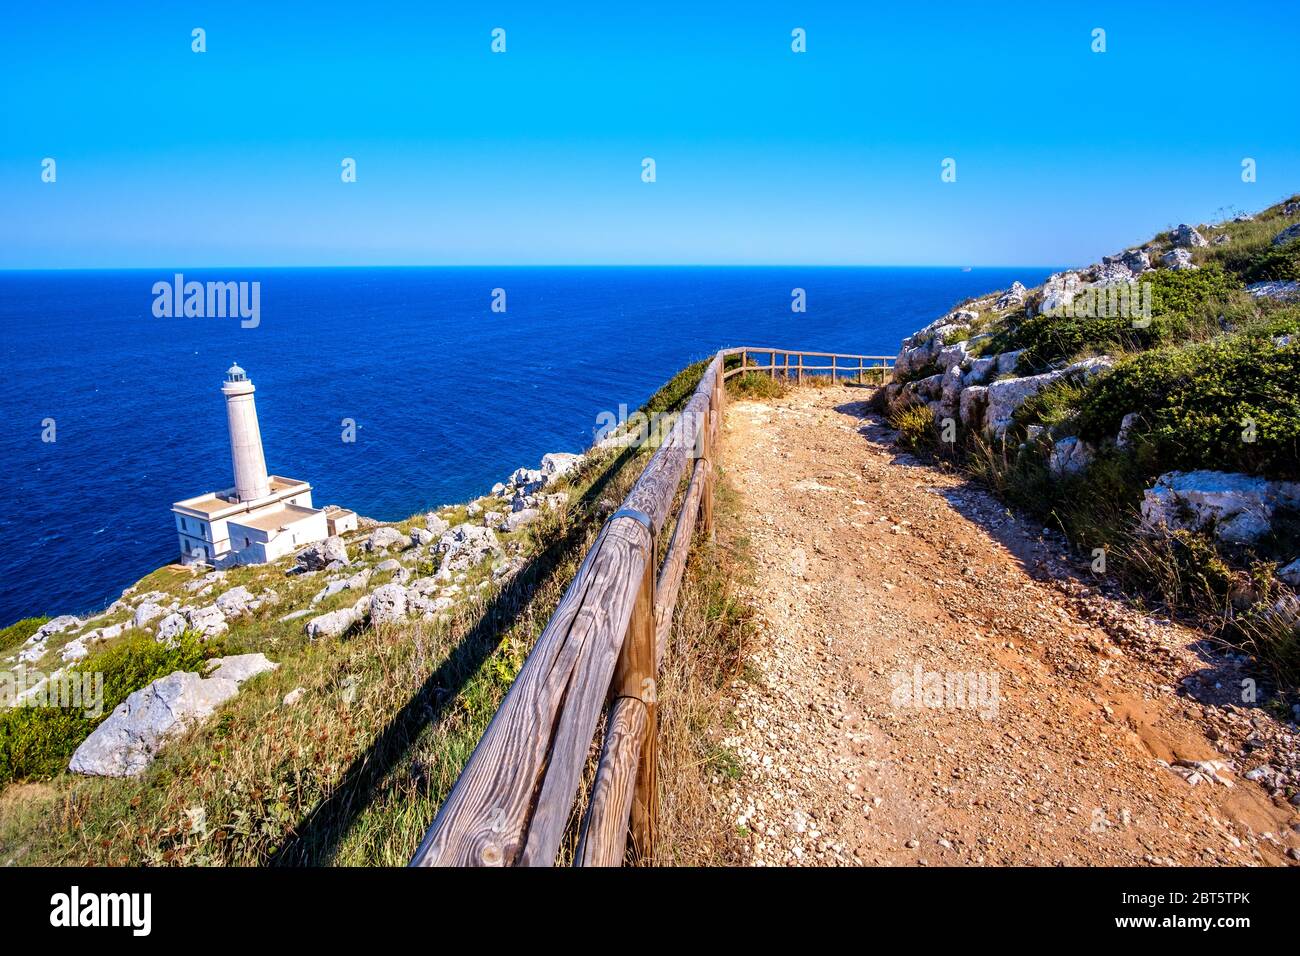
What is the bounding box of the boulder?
[363,527,408,553]
[283,687,306,706]
[541,492,569,511]
[34,615,82,641]
[1278,558,1300,589]
[435,524,504,578]
[410,527,435,547]
[369,583,409,625]
[505,509,541,532]
[1271,223,1300,247]
[155,612,187,643]
[483,511,506,529]
[1172,224,1208,248]
[1246,280,1300,303]
[1089,262,1134,287]
[1048,437,1095,478]
[1105,248,1151,275]
[60,637,90,663]
[134,603,166,629]
[206,653,278,684]
[214,585,257,617]
[1116,412,1142,450]
[994,281,1026,310]
[1036,272,1082,316]
[982,357,1112,438]
[69,671,242,777]
[296,536,348,571]
[959,385,989,430]
[509,467,546,494]
[1140,470,1300,545]
[466,502,484,518]
[1162,248,1197,270]
[185,604,227,639]
[425,513,450,536]
[540,452,584,484]
[306,601,366,639]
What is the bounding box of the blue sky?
[2,1,1297,268]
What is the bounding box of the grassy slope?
[890,195,1300,697]
[0,359,735,866]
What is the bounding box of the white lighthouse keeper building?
[171,364,333,567]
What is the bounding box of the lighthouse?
[170,364,356,567]
[221,363,271,502]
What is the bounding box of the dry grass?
[652,466,754,865]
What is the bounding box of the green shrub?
[889,403,940,453]
[1076,331,1300,478]
[0,631,223,786]
[988,268,1244,371]
[726,371,788,399]
[0,617,49,655]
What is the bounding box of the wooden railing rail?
[410,346,889,867]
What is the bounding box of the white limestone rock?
[1048,437,1095,478]
[1036,272,1082,316]
[68,671,241,777]
[155,612,187,643]
[215,585,257,617]
[1162,248,1197,270]
[306,601,367,639]
[296,536,348,571]
[363,527,408,553]
[435,524,504,578]
[505,509,541,532]
[1271,223,1300,247]
[1140,470,1300,545]
[425,513,450,536]
[369,583,409,625]
[206,653,278,685]
[134,603,166,629]
[540,452,584,484]
[1246,280,1300,303]
[410,527,435,547]
[185,604,228,639]
[1172,224,1209,248]
[994,281,1026,310]
[982,357,1113,438]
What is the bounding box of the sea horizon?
[1,264,1055,623]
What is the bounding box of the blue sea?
[0,266,1054,625]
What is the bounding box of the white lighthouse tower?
[170,364,354,567]
[221,363,272,502]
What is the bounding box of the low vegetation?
[0,363,718,866]
[889,195,1300,701]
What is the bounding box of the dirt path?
[719,384,1299,866]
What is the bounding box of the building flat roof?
[228,503,321,534]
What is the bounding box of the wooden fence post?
[797,352,804,385]
[610,534,657,859]
[831,354,837,382]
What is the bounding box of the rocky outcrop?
[994,281,1026,310]
[1246,280,1300,303]
[369,583,408,625]
[1271,223,1300,247]
[363,526,408,553]
[1104,248,1151,275]
[1048,437,1094,478]
[1036,272,1082,316]
[1140,471,1300,545]
[306,598,369,640]
[1162,248,1197,270]
[295,536,348,571]
[68,655,279,777]
[434,523,503,579]
[1172,224,1208,248]
[982,357,1113,438]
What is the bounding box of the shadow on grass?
[270,442,644,866]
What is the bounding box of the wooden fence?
[410,347,893,867]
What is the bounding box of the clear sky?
[2,1,1297,268]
